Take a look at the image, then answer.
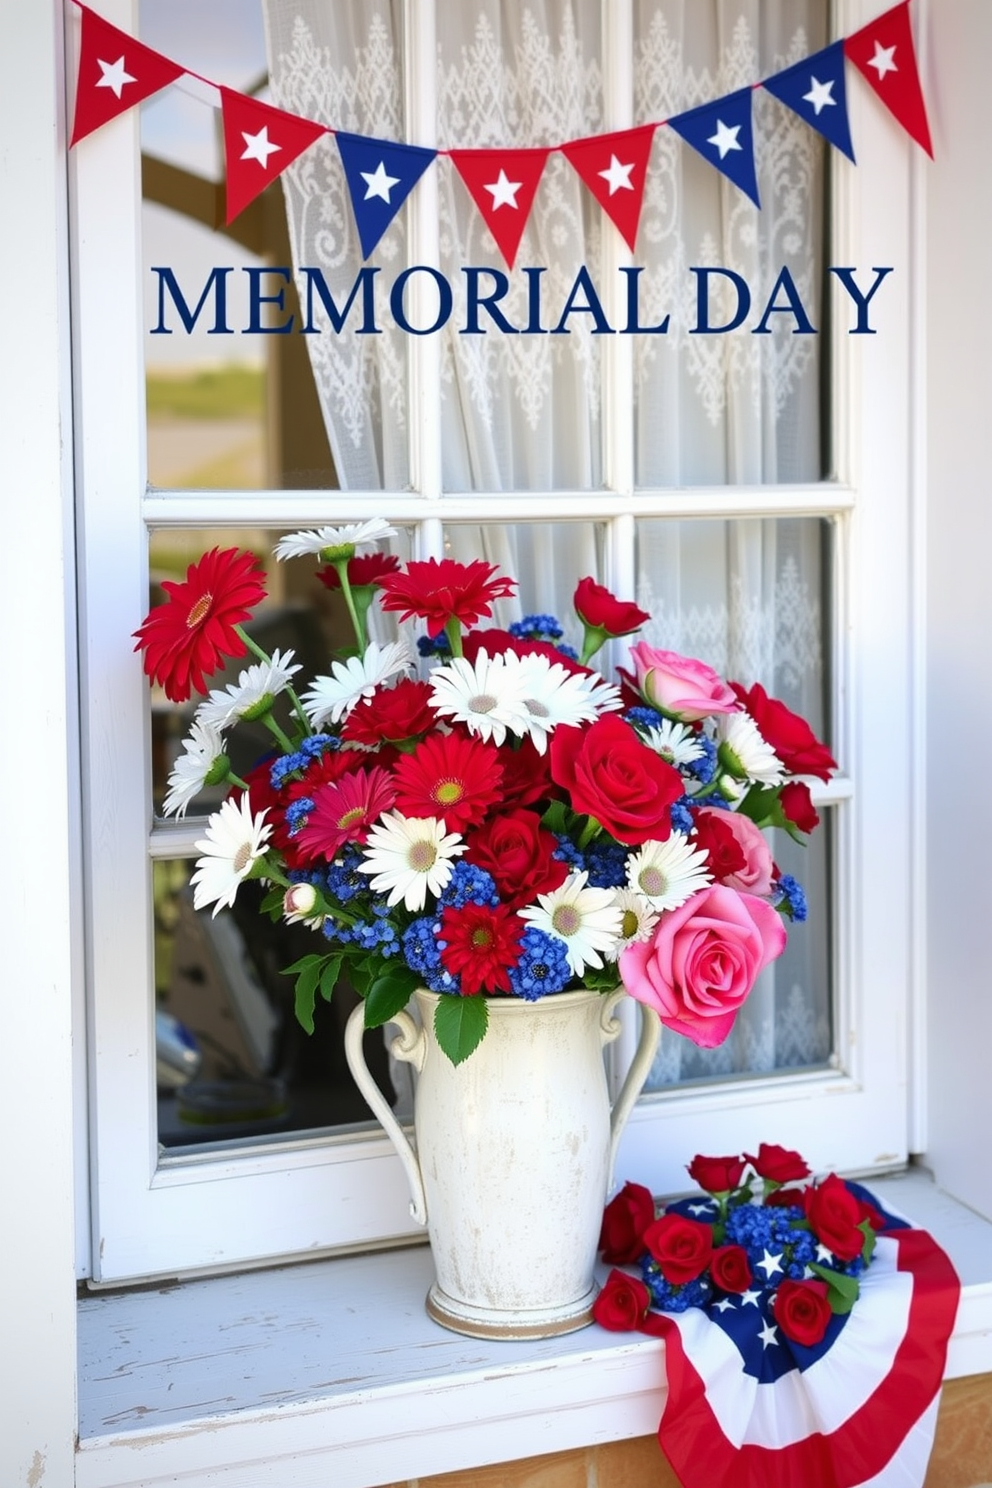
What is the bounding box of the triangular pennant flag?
[762,40,856,163]
[221,88,328,224]
[667,88,760,208]
[449,148,552,269]
[335,133,438,259]
[560,125,657,251]
[844,0,933,158]
[70,3,185,146]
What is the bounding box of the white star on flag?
[361,160,401,202]
[240,126,281,167]
[867,40,898,78]
[757,1248,784,1279]
[803,75,837,114]
[485,168,522,210]
[687,1202,713,1216]
[712,1296,736,1313]
[706,119,742,159]
[597,154,634,194]
[757,1318,780,1349]
[815,1241,835,1264]
[740,1288,761,1308]
[95,55,136,100]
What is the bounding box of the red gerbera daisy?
[317,552,401,591]
[378,558,516,639]
[438,902,523,996]
[342,678,438,747]
[392,731,503,832]
[295,766,396,862]
[133,547,267,703]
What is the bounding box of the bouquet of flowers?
[134,520,835,1065]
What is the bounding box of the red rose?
[730,682,836,782]
[691,810,748,881]
[804,1174,865,1262]
[763,1186,808,1209]
[642,1213,713,1285]
[744,1143,811,1185]
[779,780,820,834]
[341,678,437,746]
[463,628,589,677]
[495,736,556,809]
[550,716,684,846]
[599,1182,656,1264]
[592,1269,652,1331]
[573,576,650,638]
[710,1245,752,1293]
[773,1278,833,1346]
[687,1154,746,1194]
[464,808,567,910]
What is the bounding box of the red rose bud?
[744,1142,811,1185]
[710,1244,752,1293]
[804,1174,866,1262]
[573,576,650,637]
[687,1153,747,1194]
[592,1269,652,1331]
[599,1181,656,1264]
[642,1213,713,1285]
[779,780,820,834]
[730,681,836,782]
[773,1278,833,1346]
[763,1186,808,1209]
[691,810,748,881]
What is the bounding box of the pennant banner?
[560,125,657,252]
[762,39,856,163]
[845,0,933,158]
[70,4,184,146]
[667,89,761,210]
[336,134,438,259]
[449,148,552,269]
[221,89,328,224]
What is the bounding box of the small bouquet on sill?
[134,520,835,1065]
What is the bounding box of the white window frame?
[73,0,917,1284]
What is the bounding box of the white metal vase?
[345,986,661,1340]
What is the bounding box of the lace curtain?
[263,0,832,1080]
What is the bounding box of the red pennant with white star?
[449,148,552,269]
[221,88,328,223]
[70,4,185,146]
[844,0,933,158]
[560,125,657,251]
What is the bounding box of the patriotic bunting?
[667,89,761,209]
[845,0,933,158]
[221,89,327,224]
[69,4,184,146]
[336,134,437,259]
[560,126,657,252]
[69,0,934,253]
[762,40,856,163]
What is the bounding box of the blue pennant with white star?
[762,41,856,163]
[335,132,438,259]
[667,88,760,208]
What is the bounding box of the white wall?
[924,0,992,1222]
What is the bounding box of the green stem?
[334,559,366,653]
[225,770,249,792]
[577,815,602,850]
[234,625,311,736]
[262,714,295,753]
[444,618,464,659]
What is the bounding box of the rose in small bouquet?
[134,522,834,1064]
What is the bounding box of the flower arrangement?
[594,1143,884,1346]
[134,520,835,1065]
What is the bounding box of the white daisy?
[638,718,708,769]
[357,810,465,912]
[499,651,623,753]
[274,519,396,561]
[518,871,624,976]
[625,834,713,911]
[717,710,785,785]
[605,889,661,962]
[196,649,302,730]
[428,650,531,746]
[162,718,228,818]
[191,795,272,917]
[302,639,413,727]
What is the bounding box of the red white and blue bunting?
[69,0,933,266]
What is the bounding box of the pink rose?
[619,885,787,1047]
[627,642,739,722]
[695,807,774,897]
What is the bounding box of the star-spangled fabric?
[560,126,657,252]
[762,40,856,163]
[70,3,185,146]
[667,88,760,209]
[221,88,327,225]
[335,134,438,259]
[449,148,552,270]
[844,0,933,158]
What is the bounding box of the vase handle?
[344,1001,429,1226]
[601,992,662,1189]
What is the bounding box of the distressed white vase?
[345,986,661,1340]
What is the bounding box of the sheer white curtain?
[263,0,831,1079]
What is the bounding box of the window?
[74,0,916,1283]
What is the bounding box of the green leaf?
[809,1262,861,1315]
[859,1217,878,1266]
[433,995,489,1066]
[364,967,419,1028]
[291,957,328,1036]
[260,886,285,920]
[348,957,375,998]
[280,953,327,978]
[318,954,344,1005]
[540,800,570,836]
